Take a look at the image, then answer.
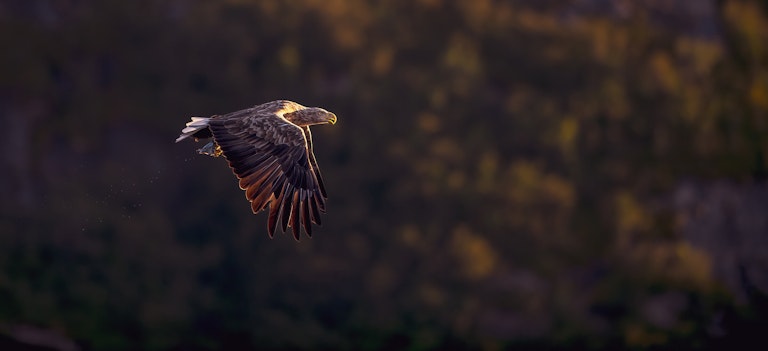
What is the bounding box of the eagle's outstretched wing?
[301,126,327,200]
[208,108,327,239]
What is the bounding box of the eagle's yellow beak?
[328,113,337,125]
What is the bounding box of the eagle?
[176,100,337,240]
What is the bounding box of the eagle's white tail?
[175,117,210,142]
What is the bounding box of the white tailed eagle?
[176,100,337,240]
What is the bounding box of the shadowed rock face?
[674,181,768,302]
[0,324,80,351]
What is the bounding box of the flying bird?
[176,100,337,240]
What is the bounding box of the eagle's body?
[176,100,337,240]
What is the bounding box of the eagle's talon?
[196,141,222,157]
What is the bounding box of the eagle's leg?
[197,141,223,157]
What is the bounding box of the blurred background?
[1,0,767,350]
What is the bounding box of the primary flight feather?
[176,100,337,240]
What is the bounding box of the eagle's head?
[284,106,337,127]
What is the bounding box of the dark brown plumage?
[176,100,337,240]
